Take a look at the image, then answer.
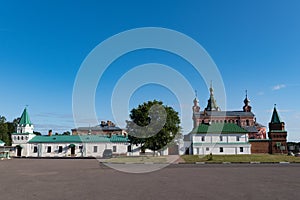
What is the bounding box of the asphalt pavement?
[0,159,299,200]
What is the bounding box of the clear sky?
[0,0,299,141]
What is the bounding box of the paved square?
[0,159,299,200]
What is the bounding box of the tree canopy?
[126,100,180,153]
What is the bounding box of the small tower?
[243,90,252,112]
[12,107,36,157]
[268,105,288,154]
[205,82,220,111]
[192,90,201,128]
[17,107,34,134]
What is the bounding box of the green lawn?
[181,154,300,163]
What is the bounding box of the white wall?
[191,133,251,155]
[22,142,128,158]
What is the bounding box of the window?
[113,146,117,153]
[93,146,98,153]
[246,120,250,126]
[240,147,244,152]
[47,146,51,153]
[196,148,200,155]
[224,120,227,123]
[14,136,16,140]
[17,136,20,140]
[21,136,24,140]
[206,147,209,151]
[33,146,38,153]
[220,136,223,142]
[201,136,205,142]
[58,146,63,153]
[220,147,224,153]
[236,136,240,141]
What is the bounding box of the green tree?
[126,100,180,154]
[0,116,9,145]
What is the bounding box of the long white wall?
[13,142,129,158]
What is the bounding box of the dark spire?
[243,90,252,112]
[205,82,220,111]
[270,104,282,124]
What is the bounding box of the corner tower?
[268,105,288,154]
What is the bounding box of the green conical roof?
[19,107,32,126]
[270,105,281,124]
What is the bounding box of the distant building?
[71,120,127,136]
[0,140,4,146]
[184,84,288,155]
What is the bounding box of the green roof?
[270,105,282,124]
[28,135,128,143]
[19,107,32,126]
[0,140,5,144]
[192,123,248,134]
[11,132,33,135]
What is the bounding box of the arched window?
[224,120,227,123]
[17,136,20,140]
[246,120,250,126]
[21,136,24,140]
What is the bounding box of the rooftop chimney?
[48,130,52,136]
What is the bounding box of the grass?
[100,156,167,163]
[181,154,300,163]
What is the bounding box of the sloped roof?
[73,126,122,131]
[28,135,128,143]
[195,111,255,117]
[270,106,282,124]
[192,123,248,134]
[19,108,32,126]
[243,126,258,133]
[0,140,5,144]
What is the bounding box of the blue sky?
[0,0,299,141]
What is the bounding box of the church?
[184,84,288,155]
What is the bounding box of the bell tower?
[268,104,288,154]
[192,90,201,129]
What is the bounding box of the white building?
[11,108,129,158]
[184,123,251,155]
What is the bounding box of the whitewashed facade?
[185,123,251,155]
